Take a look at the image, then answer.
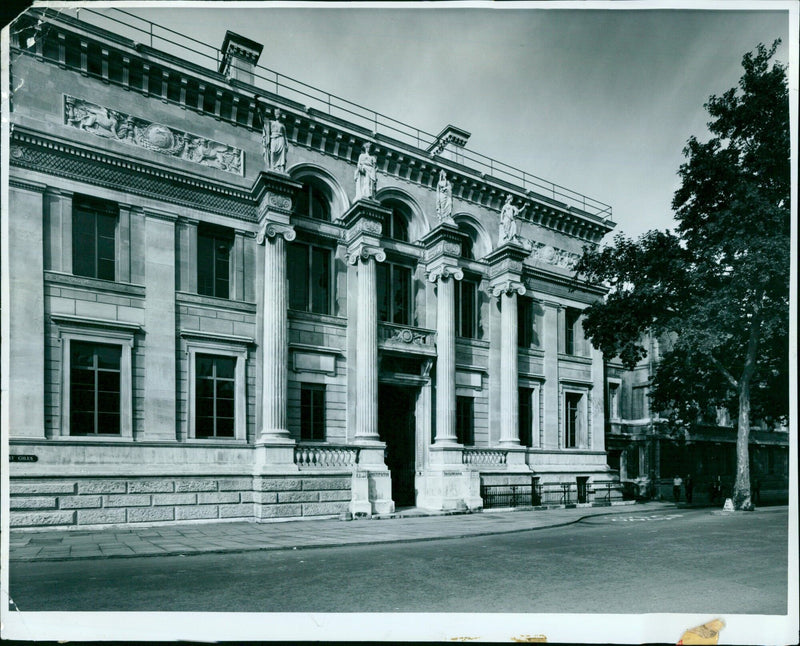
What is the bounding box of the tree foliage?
[574,42,789,510]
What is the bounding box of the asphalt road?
[9,507,788,614]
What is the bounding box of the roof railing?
[62,6,612,221]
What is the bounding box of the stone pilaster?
[542,302,561,450]
[8,182,46,438]
[143,207,177,440]
[250,171,301,454]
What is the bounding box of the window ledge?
[176,291,256,312]
[45,271,145,297]
[519,347,545,357]
[288,309,347,327]
[456,337,490,348]
[558,353,592,364]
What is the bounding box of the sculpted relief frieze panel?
[520,238,581,270]
[64,96,244,175]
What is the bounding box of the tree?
[574,42,790,510]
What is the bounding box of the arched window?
[294,178,331,222]
[380,198,411,242]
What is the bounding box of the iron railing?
[57,6,612,220]
[481,480,622,509]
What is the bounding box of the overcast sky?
[70,2,791,241]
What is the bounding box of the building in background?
[605,336,790,504]
[5,7,619,529]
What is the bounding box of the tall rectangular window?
[608,383,620,420]
[455,279,479,339]
[564,392,583,448]
[198,226,233,299]
[300,383,325,441]
[195,354,235,438]
[456,396,474,446]
[564,308,582,355]
[70,341,121,435]
[73,196,117,281]
[519,387,533,447]
[377,262,412,325]
[631,385,647,419]
[518,296,540,348]
[288,242,332,315]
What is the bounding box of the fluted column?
[494,280,526,446]
[257,220,295,440]
[349,246,385,441]
[429,265,463,444]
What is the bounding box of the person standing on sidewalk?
[673,475,683,503]
[684,474,694,504]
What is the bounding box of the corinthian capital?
[346,244,386,265]
[490,279,526,298]
[427,264,464,283]
[256,221,296,245]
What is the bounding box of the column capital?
[347,243,386,265]
[427,263,463,284]
[256,220,295,244]
[489,278,526,298]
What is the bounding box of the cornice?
[8,178,48,193]
[12,14,614,244]
[10,128,257,221]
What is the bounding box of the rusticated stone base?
[10,473,352,529]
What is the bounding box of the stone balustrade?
[294,444,360,469]
[462,448,508,466]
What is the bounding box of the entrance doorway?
[378,384,417,507]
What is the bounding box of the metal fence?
[481,480,622,509]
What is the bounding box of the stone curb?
[9,503,680,563]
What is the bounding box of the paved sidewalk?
[9,501,680,562]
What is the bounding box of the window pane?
[519,388,532,447]
[196,378,213,399]
[196,356,214,378]
[197,233,214,296]
[288,244,309,311]
[73,210,96,278]
[216,417,235,438]
[295,184,311,218]
[70,411,94,435]
[95,344,121,370]
[214,356,235,380]
[97,412,120,435]
[392,265,411,325]
[196,396,214,418]
[376,262,389,322]
[311,188,330,222]
[196,416,213,438]
[392,210,409,242]
[71,385,94,412]
[310,247,330,314]
[97,391,120,415]
[215,397,234,420]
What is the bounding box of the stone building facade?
[605,337,790,504]
[5,8,617,528]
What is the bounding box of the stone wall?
[10,473,352,528]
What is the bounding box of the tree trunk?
[732,376,755,511]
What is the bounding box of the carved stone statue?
[268,108,287,172]
[354,142,377,200]
[436,170,454,223]
[499,195,525,245]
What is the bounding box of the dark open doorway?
[378,384,416,507]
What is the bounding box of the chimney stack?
[219,31,264,85]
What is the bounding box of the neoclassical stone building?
[5,8,617,528]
